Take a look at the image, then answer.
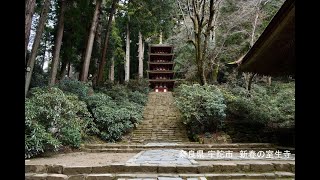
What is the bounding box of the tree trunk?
[41,34,47,70]
[49,0,66,86]
[78,44,87,81]
[267,76,272,86]
[247,73,256,91]
[118,58,124,83]
[190,0,215,85]
[109,56,115,82]
[212,64,219,83]
[25,0,51,97]
[80,0,102,82]
[25,0,36,65]
[92,11,103,87]
[97,0,118,85]
[124,20,130,82]
[138,31,143,78]
[210,12,217,46]
[59,60,68,80]
[250,13,259,47]
[250,0,262,47]
[67,62,72,78]
[200,0,215,85]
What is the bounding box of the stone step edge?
[25,172,295,179]
[83,146,277,150]
[83,143,275,149]
[81,148,278,154]
[25,162,295,174]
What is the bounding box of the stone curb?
[25,172,295,180]
[25,162,295,174]
[84,143,275,149]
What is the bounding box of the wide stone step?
[25,172,295,180]
[82,147,278,153]
[130,140,188,143]
[132,134,187,137]
[132,130,186,133]
[135,128,185,131]
[134,129,186,131]
[132,134,187,136]
[130,137,188,139]
[133,129,187,131]
[82,148,143,153]
[131,137,189,140]
[25,162,295,174]
[131,133,187,136]
[84,143,275,150]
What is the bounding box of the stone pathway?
[118,177,207,180]
[144,143,179,146]
[126,149,193,165]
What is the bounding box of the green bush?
[25,104,61,158]
[174,84,227,135]
[29,63,48,89]
[56,79,91,100]
[59,121,82,148]
[102,85,129,102]
[117,100,144,124]
[267,82,295,127]
[126,79,150,94]
[92,106,133,142]
[128,91,148,105]
[221,82,295,128]
[85,92,144,142]
[25,87,95,158]
[85,93,116,110]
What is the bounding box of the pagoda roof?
[149,44,174,48]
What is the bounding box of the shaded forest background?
[25,0,294,159]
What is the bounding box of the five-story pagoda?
[147,44,175,92]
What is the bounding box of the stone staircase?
[128,92,189,143]
[25,159,295,179]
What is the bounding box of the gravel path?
[25,152,136,166]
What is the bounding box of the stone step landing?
[82,143,278,153]
[25,161,295,174]
[25,172,295,180]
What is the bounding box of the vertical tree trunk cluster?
[49,0,66,86]
[189,0,216,85]
[109,56,115,82]
[138,31,144,79]
[25,0,36,65]
[97,0,119,85]
[25,0,51,97]
[80,0,102,82]
[124,19,130,82]
[25,0,168,94]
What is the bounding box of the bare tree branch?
[177,0,191,38]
